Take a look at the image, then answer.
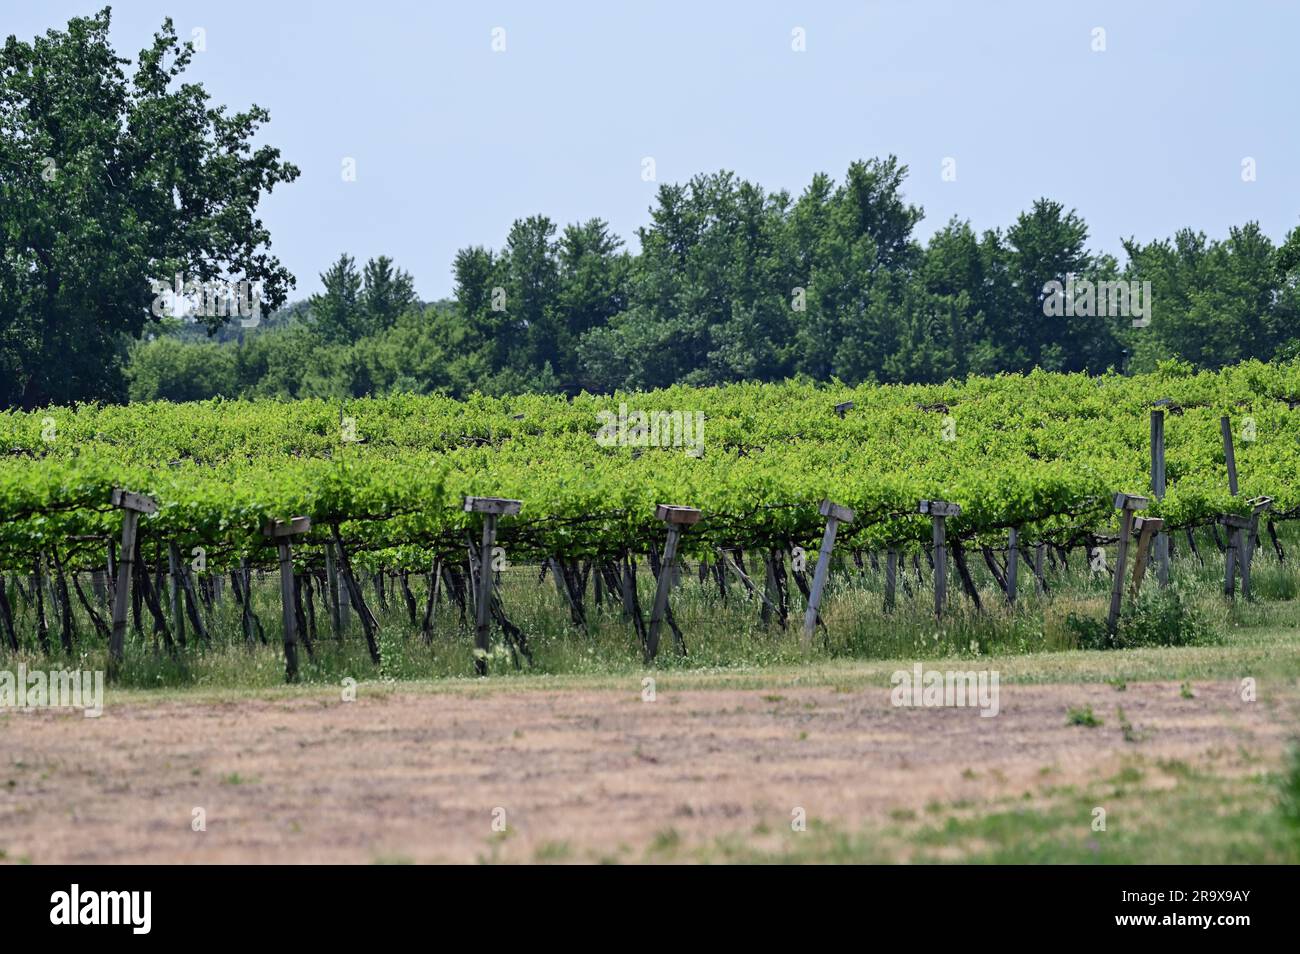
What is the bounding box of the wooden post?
[1218,501,1271,601]
[762,554,777,626]
[464,497,522,676]
[884,549,898,612]
[475,520,494,669]
[106,541,116,606]
[919,500,961,617]
[1242,497,1274,601]
[1240,517,1255,600]
[238,558,254,644]
[802,501,854,647]
[717,548,779,616]
[1006,528,1019,605]
[1129,516,1164,599]
[263,516,311,682]
[338,551,352,631]
[932,508,946,616]
[108,489,157,668]
[1220,514,1247,598]
[547,558,570,604]
[167,542,185,645]
[1150,410,1170,585]
[277,541,297,677]
[1107,493,1149,633]
[419,558,442,644]
[1217,415,1237,594]
[647,505,702,662]
[1220,416,1239,496]
[325,542,343,637]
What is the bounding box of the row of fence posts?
[96,403,1274,678]
[94,487,1260,680]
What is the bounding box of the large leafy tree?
[1002,199,1122,372]
[554,219,629,391]
[580,171,806,389]
[304,253,417,344]
[502,215,561,375]
[1124,223,1295,369]
[307,254,363,343]
[1277,226,1300,359]
[911,218,1008,378]
[795,157,925,383]
[0,8,298,408]
[360,255,417,334]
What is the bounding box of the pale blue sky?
[8,1,1299,300]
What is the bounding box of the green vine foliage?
[1,360,1296,572]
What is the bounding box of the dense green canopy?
[2,361,1297,574]
[0,8,297,408]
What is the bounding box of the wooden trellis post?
[324,542,343,637]
[109,489,157,667]
[1242,497,1274,600]
[1219,499,1271,601]
[884,549,898,612]
[464,496,521,676]
[1150,409,1170,585]
[1107,493,1149,634]
[1006,527,1019,604]
[716,548,779,617]
[1220,416,1239,495]
[918,500,961,617]
[238,558,255,645]
[1129,515,1165,599]
[1219,514,1247,598]
[647,504,701,662]
[337,545,352,631]
[263,516,311,682]
[167,542,185,645]
[1219,414,1242,597]
[802,500,854,647]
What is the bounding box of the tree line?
[129,156,1300,401]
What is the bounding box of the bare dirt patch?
[0,678,1285,863]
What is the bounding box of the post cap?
[110,488,158,515]
[1112,493,1149,511]
[463,496,522,516]
[262,516,312,538]
[655,504,703,525]
[818,500,855,524]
